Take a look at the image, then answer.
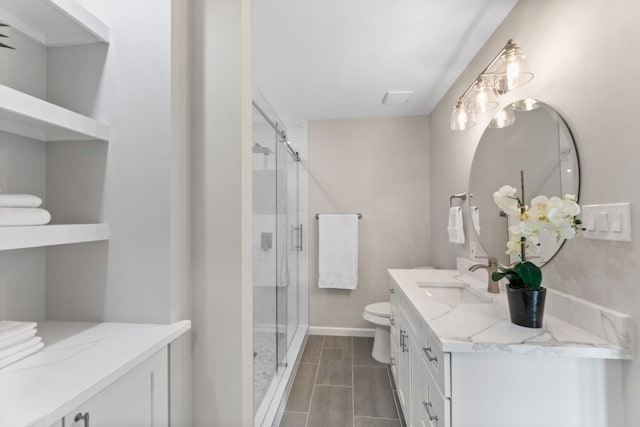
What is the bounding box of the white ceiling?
[252,0,518,125]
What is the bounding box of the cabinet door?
[65,348,168,427]
[396,311,411,421]
[409,334,424,427]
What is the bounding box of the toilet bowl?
[363,302,391,363]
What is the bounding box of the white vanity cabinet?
[388,271,627,427]
[64,348,168,427]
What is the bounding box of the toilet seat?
[364,302,391,318]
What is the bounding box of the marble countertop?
[388,265,632,359]
[0,320,191,427]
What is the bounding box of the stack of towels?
[0,193,50,226]
[0,321,44,369]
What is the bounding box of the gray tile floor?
[280,335,405,427]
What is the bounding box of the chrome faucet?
[468,257,500,294]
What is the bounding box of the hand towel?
[0,328,37,351]
[0,194,42,208]
[0,336,42,360]
[318,214,358,289]
[447,206,465,244]
[0,341,44,369]
[0,208,51,226]
[470,205,481,235]
[0,321,37,341]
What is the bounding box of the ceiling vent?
[382,90,414,105]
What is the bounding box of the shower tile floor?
[254,328,280,410]
[279,335,404,427]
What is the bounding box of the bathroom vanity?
[388,260,632,427]
[0,321,190,426]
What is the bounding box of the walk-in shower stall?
[252,90,308,426]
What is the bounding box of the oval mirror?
[468,100,579,267]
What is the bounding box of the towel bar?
[449,193,467,207]
[315,213,362,219]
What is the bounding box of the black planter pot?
[506,285,547,328]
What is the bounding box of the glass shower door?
[275,124,288,373]
[252,106,278,412]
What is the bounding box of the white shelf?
[0,320,191,427]
[0,0,109,46]
[0,223,109,250]
[0,84,109,142]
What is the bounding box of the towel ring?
[449,193,467,207]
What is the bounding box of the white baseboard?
[308,326,374,337]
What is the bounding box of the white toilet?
[363,302,392,363]
[364,267,433,364]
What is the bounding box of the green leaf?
[513,262,542,290]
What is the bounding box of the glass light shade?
[493,45,534,95]
[469,77,499,113]
[511,98,540,112]
[450,100,477,131]
[489,107,515,129]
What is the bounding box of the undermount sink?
[416,282,493,304]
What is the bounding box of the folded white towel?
[0,328,37,351]
[0,341,44,369]
[0,208,51,226]
[0,321,37,341]
[0,336,42,360]
[0,194,42,208]
[447,206,465,244]
[470,205,481,235]
[318,214,358,289]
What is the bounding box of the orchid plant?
[491,184,582,291]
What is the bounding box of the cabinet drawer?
[421,325,451,398]
[421,358,451,427]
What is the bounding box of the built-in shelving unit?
[0,223,109,250]
[0,1,111,252]
[0,0,110,46]
[0,84,110,142]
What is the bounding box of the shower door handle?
[293,224,303,251]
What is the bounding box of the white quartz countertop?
[388,267,632,359]
[0,320,191,427]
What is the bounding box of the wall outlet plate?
[469,241,477,259]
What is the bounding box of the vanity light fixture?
[450,39,533,130]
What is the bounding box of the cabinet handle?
[399,329,405,348]
[390,356,395,365]
[74,412,90,427]
[401,331,409,352]
[423,347,438,363]
[390,317,395,325]
[389,288,396,294]
[423,401,438,422]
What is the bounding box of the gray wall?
[427,0,640,425]
[309,116,430,330]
